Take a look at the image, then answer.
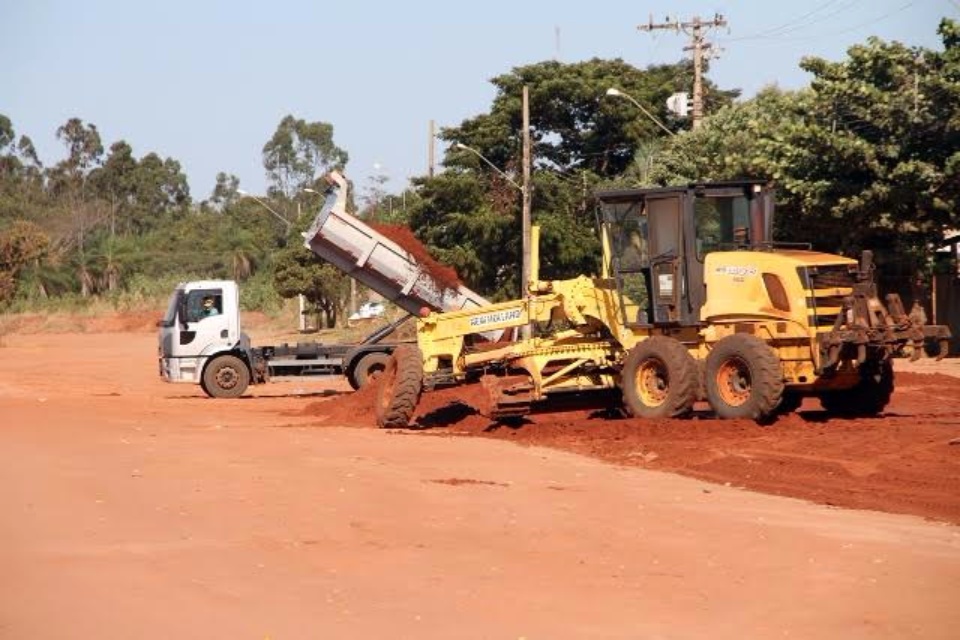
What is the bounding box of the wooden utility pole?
[638,14,726,129]
[521,86,532,339]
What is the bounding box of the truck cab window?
[186,291,222,322]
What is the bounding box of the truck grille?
[799,265,857,331]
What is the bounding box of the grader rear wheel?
[705,334,784,421]
[375,344,423,428]
[621,336,698,418]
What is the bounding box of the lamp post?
[236,190,292,233]
[237,189,306,330]
[605,88,675,137]
[455,143,522,191]
[455,141,531,287]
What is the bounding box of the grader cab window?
[694,195,751,259]
[603,199,652,325]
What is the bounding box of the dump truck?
[158,172,491,397]
[362,180,950,426]
[157,279,415,396]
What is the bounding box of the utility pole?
[521,85,532,339]
[638,13,726,129]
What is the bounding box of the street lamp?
[236,189,292,232]
[605,88,675,137]
[455,143,523,191]
[456,140,534,338]
[237,189,306,330]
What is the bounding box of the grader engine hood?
[701,249,950,369]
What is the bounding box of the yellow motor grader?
[374,180,950,427]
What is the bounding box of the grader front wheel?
[621,336,698,418]
[375,344,423,428]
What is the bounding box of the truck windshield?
[161,290,183,327]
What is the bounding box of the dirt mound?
[301,377,380,427]
[307,370,960,524]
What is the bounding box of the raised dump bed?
[303,172,490,315]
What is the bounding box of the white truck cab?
[158,280,259,397]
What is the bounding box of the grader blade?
[478,375,534,421]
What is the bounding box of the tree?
[651,18,960,266]
[443,58,736,179]
[209,172,240,211]
[273,245,349,328]
[262,115,348,198]
[0,220,49,304]
[407,59,727,297]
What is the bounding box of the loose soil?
[311,367,960,525]
[2,314,959,638]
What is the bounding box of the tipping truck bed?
[303,172,490,315]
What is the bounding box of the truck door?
[179,288,228,347]
[646,195,683,324]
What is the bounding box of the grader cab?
[371,181,950,427]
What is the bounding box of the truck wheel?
[705,334,784,421]
[202,354,250,398]
[375,344,423,428]
[349,352,391,390]
[820,360,893,417]
[621,336,698,418]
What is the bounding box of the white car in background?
[349,301,386,321]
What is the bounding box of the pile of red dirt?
[371,222,462,293]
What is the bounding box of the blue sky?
[2,0,955,202]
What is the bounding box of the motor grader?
[374,180,950,427]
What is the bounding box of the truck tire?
[202,354,250,398]
[819,360,893,417]
[348,352,391,390]
[621,336,698,418]
[705,334,784,421]
[375,344,423,428]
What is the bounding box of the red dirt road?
[1,328,959,639]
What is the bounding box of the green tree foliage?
[263,115,354,318]
[408,58,731,297]
[1,22,953,316]
[407,172,513,297]
[652,19,960,266]
[445,58,734,179]
[262,115,349,198]
[273,244,348,328]
[209,172,240,211]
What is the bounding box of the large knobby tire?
[348,352,391,390]
[705,334,784,421]
[375,344,423,428]
[819,360,894,417]
[202,354,251,398]
[621,336,699,419]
